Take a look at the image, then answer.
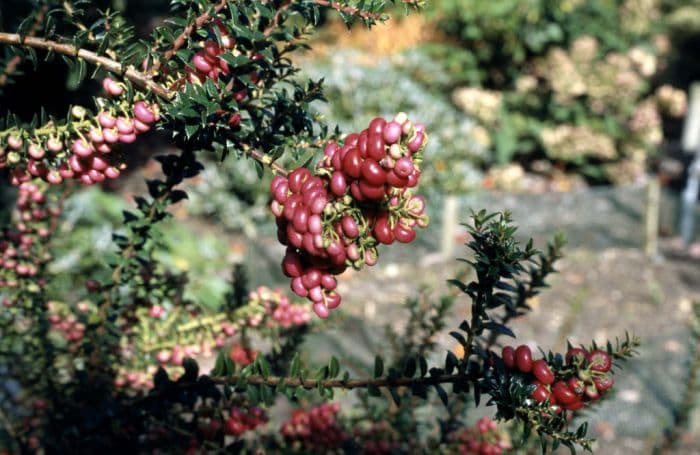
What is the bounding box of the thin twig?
[210,371,466,390]
[0,32,171,99]
[312,0,385,21]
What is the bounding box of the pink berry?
[383,121,402,144]
[98,112,117,129]
[72,139,93,157]
[133,101,156,124]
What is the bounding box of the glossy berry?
[514,345,533,373]
[501,346,515,369]
[531,382,550,403]
[532,359,555,385]
[586,350,612,373]
[552,381,578,405]
[593,375,614,393]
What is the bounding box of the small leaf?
[434,384,448,407]
[211,351,226,377]
[290,353,300,377]
[258,356,272,377]
[367,384,382,397]
[483,321,516,338]
[449,331,468,346]
[329,357,339,378]
[403,357,416,378]
[169,190,188,204]
[419,356,428,377]
[374,355,384,378]
[445,351,459,374]
[389,387,401,406]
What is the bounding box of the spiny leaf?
[374,355,384,378]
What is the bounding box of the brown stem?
[249,148,290,177]
[312,0,385,20]
[0,32,172,99]
[210,371,465,390]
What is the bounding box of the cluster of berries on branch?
[113,286,309,390]
[280,403,346,452]
[223,406,268,437]
[449,416,512,455]
[270,113,429,318]
[0,94,159,187]
[500,344,615,414]
[228,343,257,367]
[0,181,60,294]
[176,18,264,128]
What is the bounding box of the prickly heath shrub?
[0,1,637,453]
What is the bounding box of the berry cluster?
[450,417,512,455]
[228,343,257,366]
[114,368,156,390]
[0,182,60,291]
[280,403,346,452]
[186,19,235,84]
[223,406,268,436]
[112,286,310,390]
[1,96,158,187]
[248,286,311,329]
[270,114,429,318]
[47,308,86,345]
[501,344,615,413]
[180,18,262,127]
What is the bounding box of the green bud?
[71,106,87,119]
[7,151,21,164]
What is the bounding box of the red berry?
[407,131,425,153]
[358,181,386,200]
[282,250,303,278]
[330,171,347,197]
[501,346,515,369]
[514,345,533,373]
[361,159,386,186]
[341,216,359,238]
[383,121,402,144]
[593,375,614,393]
[368,117,386,135]
[564,398,585,411]
[342,148,363,178]
[292,206,310,233]
[373,215,394,245]
[288,168,310,193]
[133,101,156,124]
[586,350,612,373]
[532,359,555,385]
[567,377,584,395]
[393,223,415,243]
[366,134,386,161]
[394,157,413,178]
[531,382,550,403]
[552,381,577,405]
[344,133,360,147]
[224,418,246,436]
[301,269,321,289]
[193,52,214,73]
